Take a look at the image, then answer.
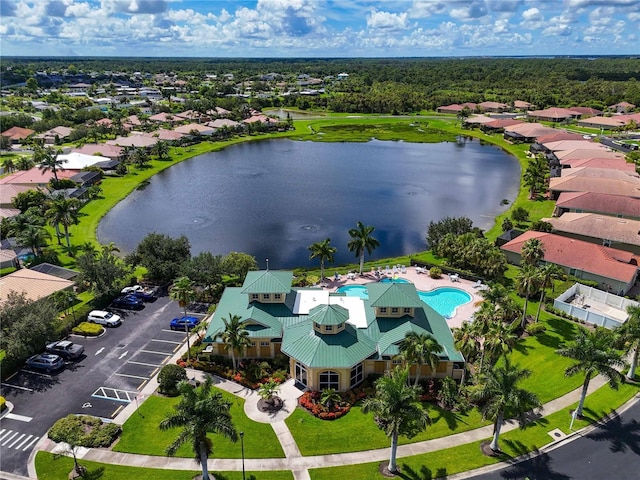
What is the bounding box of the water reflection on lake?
[98,138,520,269]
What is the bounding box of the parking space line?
[149,339,182,345]
[126,360,162,367]
[137,379,148,390]
[139,349,171,355]
[22,370,52,378]
[115,373,149,380]
[0,383,33,392]
[172,344,181,352]
[161,329,185,334]
[111,405,124,418]
[150,367,159,377]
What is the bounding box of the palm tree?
[2,157,15,174]
[15,156,35,171]
[216,313,251,370]
[453,320,481,365]
[160,376,238,480]
[170,276,197,362]
[399,331,443,386]
[36,146,66,185]
[258,379,281,407]
[520,238,545,266]
[556,328,624,417]
[347,221,380,275]
[483,319,518,367]
[308,238,337,281]
[45,197,80,251]
[471,357,542,452]
[522,155,549,199]
[153,140,170,160]
[516,265,541,329]
[320,388,342,410]
[535,263,565,322]
[17,224,51,256]
[617,305,640,381]
[361,367,430,474]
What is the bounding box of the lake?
[98,138,520,269]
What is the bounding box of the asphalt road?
[0,296,193,477]
[466,399,640,480]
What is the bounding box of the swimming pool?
[335,284,472,318]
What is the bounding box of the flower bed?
[299,391,352,420]
[178,357,288,390]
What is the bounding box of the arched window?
[319,370,339,390]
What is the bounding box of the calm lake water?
[98,138,520,269]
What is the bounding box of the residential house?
[609,102,636,114]
[70,170,101,187]
[144,129,185,142]
[478,101,509,113]
[503,123,558,143]
[203,270,464,391]
[206,118,242,130]
[480,119,523,133]
[0,249,18,270]
[148,112,180,124]
[527,107,582,122]
[436,103,477,114]
[0,168,77,189]
[501,231,638,295]
[544,212,640,255]
[0,184,35,208]
[0,208,20,221]
[29,263,79,281]
[174,123,214,136]
[513,100,534,110]
[37,126,74,144]
[1,126,35,144]
[55,152,110,170]
[0,268,74,304]
[568,107,603,117]
[557,157,635,174]
[72,143,124,161]
[577,116,630,130]
[554,192,640,221]
[107,135,157,149]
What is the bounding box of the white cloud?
[366,10,410,30]
[408,0,447,19]
[450,1,489,21]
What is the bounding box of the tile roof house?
[37,126,74,144]
[478,101,509,112]
[554,149,624,163]
[0,249,18,269]
[72,143,124,161]
[0,168,76,188]
[558,157,636,173]
[549,169,640,199]
[436,103,477,114]
[554,192,640,221]
[569,107,603,117]
[480,119,522,132]
[527,107,582,122]
[501,231,638,295]
[0,184,35,208]
[174,123,214,136]
[144,129,185,142]
[107,135,157,149]
[204,270,464,391]
[544,212,640,255]
[513,100,533,110]
[609,102,636,114]
[206,118,242,129]
[0,268,74,304]
[1,126,35,143]
[503,123,558,143]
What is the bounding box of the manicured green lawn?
[308,381,640,480]
[35,452,292,480]
[286,402,488,456]
[113,391,284,458]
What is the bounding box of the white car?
[87,310,122,327]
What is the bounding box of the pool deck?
[322,265,482,329]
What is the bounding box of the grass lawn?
[308,381,640,480]
[113,391,284,459]
[35,452,292,480]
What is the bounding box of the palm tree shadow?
[585,410,640,455]
[81,466,106,480]
[431,408,469,431]
[497,453,570,479]
[396,463,447,480]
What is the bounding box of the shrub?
[48,415,121,448]
[525,323,547,335]
[437,377,458,410]
[299,391,351,420]
[71,322,103,336]
[429,267,442,279]
[0,396,6,412]
[158,364,187,396]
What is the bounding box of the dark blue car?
[111,295,144,310]
[170,316,201,331]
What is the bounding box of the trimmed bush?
[0,396,6,412]
[525,323,547,335]
[48,415,121,448]
[158,364,187,396]
[72,322,103,336]
[429,267,442,279]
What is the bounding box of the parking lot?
[0,296,206,477]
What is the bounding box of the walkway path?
[38,365,619,480]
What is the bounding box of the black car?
[111,294,144,310]
[45,340,85,360]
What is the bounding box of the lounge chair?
[473,280,482,288]
[334,272,340,281]
[415,266,424,274]
[401,265,407,274]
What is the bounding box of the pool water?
[335,284,471,318]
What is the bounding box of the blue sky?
[1,0,639,57]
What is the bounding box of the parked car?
[25,353,65,373]
[45,340,85,360]
[121,284,157,301]
[170,316,201,331]
[87,310,122,327]
[111,295,144,310]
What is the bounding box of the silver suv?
[87,310,122,327]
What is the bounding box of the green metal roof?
[241,270,293,294]
[308,304,349,326]
[281,321,377,368]
[367,282,424,308]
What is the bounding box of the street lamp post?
[240,431,245,480]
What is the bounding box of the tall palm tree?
[45,197,80,251]
[361,367,430,474]
[2,157,15,174]
[535,263,565,322]
[215,313,251,370]
[347,221,380,275]
[617,305,640,381]
[556,328,624,417]
[453,320,481,363]
[160,376,238,480]
[308,238,337,281]
[36,146,66,185]
[153,140,170,160]
[170,276,197,362]
[520,238,545,266]
[471,357,541,452]
[522,155,549,199]
[17,224,51,256]
[399,331,443,386]
[516,265,541,329]
[483,320,518,367]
